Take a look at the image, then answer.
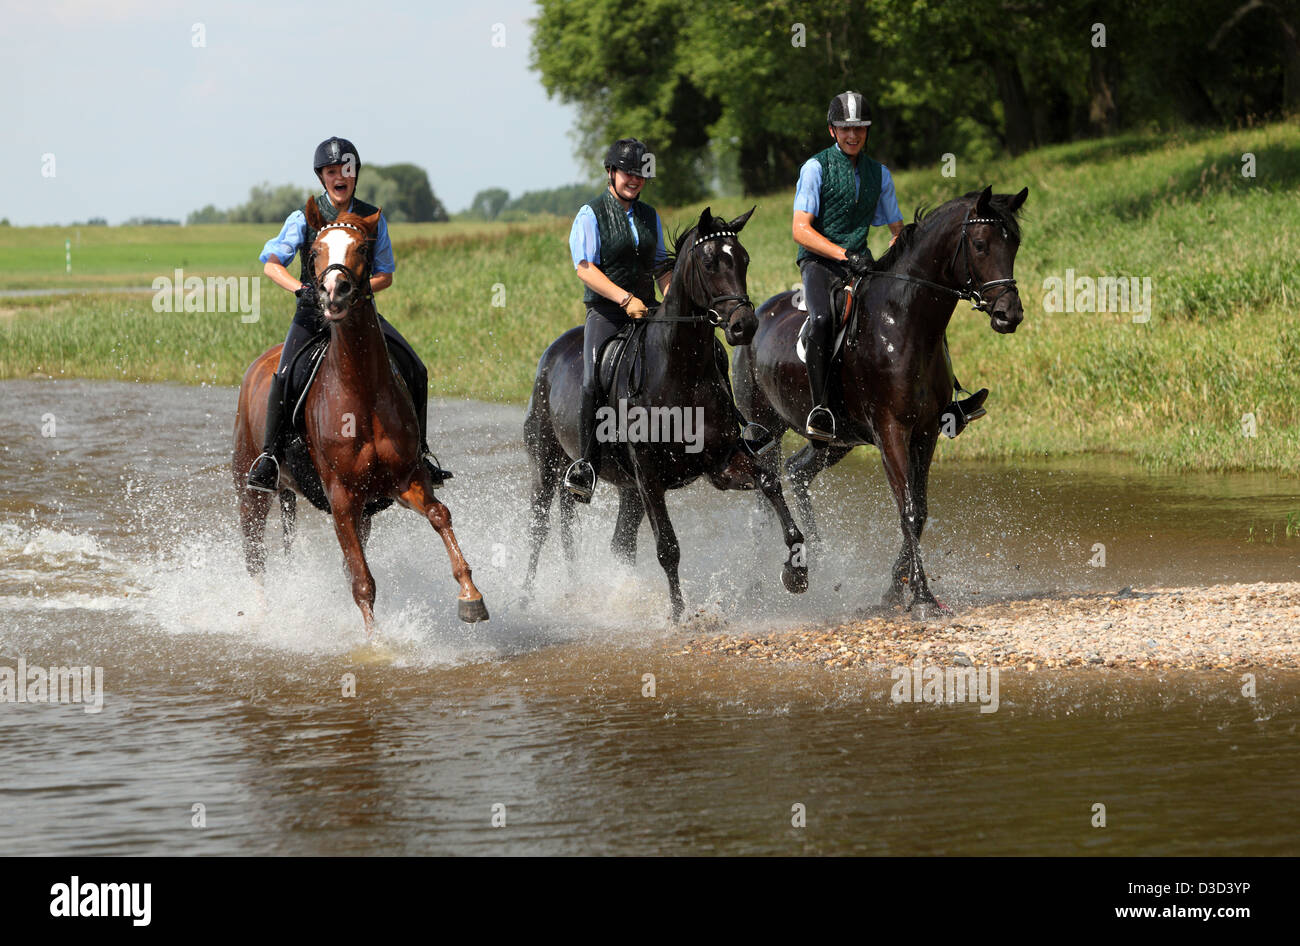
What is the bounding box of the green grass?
[3,121,1298,472]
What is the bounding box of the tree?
[469,187,511,220]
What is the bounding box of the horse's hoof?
[782,563,809,594]
[458,597,490,623]
[913,598,952,620]
[881,587,905,609]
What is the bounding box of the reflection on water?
[0,380,1296,855]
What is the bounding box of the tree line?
[531,0,1299,203]
[188,163,450,225]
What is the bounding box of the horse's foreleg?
[398,479,489,624]
[279,489,297,555]
[328,494,378,638]
[523,469,557,596]
[558,487,577,563]
[876,425,941,614]
[611,487,645,565]
[637,480,684,623]
[750,453,809,594]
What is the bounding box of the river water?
[1,379,1297,855]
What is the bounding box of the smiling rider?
[245,136,451,493]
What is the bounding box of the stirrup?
[246,453,280,493]
[563,459,596,504]
[805,406,836,442]
[941,388,989,439]
[421,448,453,489]
[740,422,775,457]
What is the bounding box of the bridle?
[860,211,1019,314]
[643,227,753,326]
[308,221,373,307]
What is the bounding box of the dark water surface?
[1,379,1296,855]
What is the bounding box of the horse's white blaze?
[320,228,355,297]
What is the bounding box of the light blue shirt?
[259,196,396,274]
[569,200,668,270]
[793,146,903,227]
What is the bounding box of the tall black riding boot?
[247,375,287,492]
[804,327,836,442]
[405,372,452,488]
[564,386,600,503]
[713,338,773,456]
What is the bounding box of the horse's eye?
[973,240,987,253]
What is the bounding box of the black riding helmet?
[827,92,872,129]
[313,137,360,179]
[604,138,649,177]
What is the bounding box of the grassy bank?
[2,122,1298,472]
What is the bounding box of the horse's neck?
[657,282,716,365]
[326,302,391,391]
[870,233,961,346]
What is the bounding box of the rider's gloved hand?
[843,250,872,276]
[624,296,649,319]
[295,282,318,307]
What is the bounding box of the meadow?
[3,121,1297,472]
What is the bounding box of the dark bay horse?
[232,200,487,636]
[733,186,1028,615]
[523,207,808,622]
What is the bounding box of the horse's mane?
[656,220,708,279]
[873,189,1024,271]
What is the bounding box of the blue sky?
[1,0,583,224]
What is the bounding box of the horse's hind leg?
[239,489,272,578]
[786,442,852,544]
[611,487,644,565]
[279,490,297,554]
[398,478,489,624]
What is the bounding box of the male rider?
[245,136,451,492]
[793,91,987,441]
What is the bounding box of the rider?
[245,136,451,493]
[793,91,988,441]
[562,137,672,502]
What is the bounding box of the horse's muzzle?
[724,304,758,345]
[989,294,1023,334]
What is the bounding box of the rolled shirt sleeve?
[569,204,599,268]
[259,211,306,266]
[372,213,395,274]
[873,166,904,226]
[653,212,667,270]
[793,159,823,216]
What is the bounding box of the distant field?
[3,121,1298,472]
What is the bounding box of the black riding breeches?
[799,256,851,366]
[272,298,425,396]
[581,305,632,396]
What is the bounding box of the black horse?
[733,186,1028,615]
[523,206,808,621]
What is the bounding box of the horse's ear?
[698,206,714,231]
[975,186,993,215]
[304,198,325,231]
[727,206,756,232]
[1008,187,1028,212]
[360,208,382,233]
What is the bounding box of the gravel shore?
[680,582,1300,671]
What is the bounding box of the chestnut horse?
[232,201,487,636]
[733,187,1027,616]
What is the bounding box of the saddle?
[795,276,863,366]
[283,330,411,434]
[596,322,648,402]
[277,330,409,516]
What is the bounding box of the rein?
[857,213,1018,313]
[308,221,374,310]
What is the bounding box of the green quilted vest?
[582,188,659,309]
[797,146,882,264]
[301,193,380,282]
